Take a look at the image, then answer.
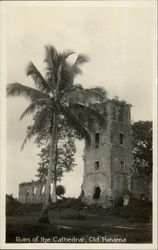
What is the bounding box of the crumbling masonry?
[81,99,133,207]
[19,180,46,204]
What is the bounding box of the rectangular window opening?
[95,133,100,148]
[120,161,124,172]
[120,133,124,145]
[94,161,100,171]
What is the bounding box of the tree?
[132,121,152,175]
[6,194,20,216]
[34,114,77,183]
[7,45,107,223]
[56,185,65,198]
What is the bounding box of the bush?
[6,194,20,216]
[14,203,42,215]
[51,197,85,210]
[114,196,124,207]
[56,185,65,197]
[6,194,43,216]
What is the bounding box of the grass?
[108,198,152,223]
[6,198,152,244]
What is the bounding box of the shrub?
[51,197,85,210]
[114,196,124,207]
[6,194,20,216]
[14,203,42,215]
[56,185,65,197]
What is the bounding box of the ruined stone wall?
[82,172,112,207]
[19,180,46,204]
[82,99,133,207]
[110,110,133,199]
[82,102,113,207]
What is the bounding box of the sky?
[4,1,156,198]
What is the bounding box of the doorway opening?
[93,186,101,199]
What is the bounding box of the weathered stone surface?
[82,99,133,207]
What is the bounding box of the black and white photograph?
[0,0,157,249]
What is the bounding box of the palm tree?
[7,45,107,223]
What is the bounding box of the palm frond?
[21,126,34,151]
[7,83,50,101]
[26,61,51,93]
[44,45,58,72]
[75,54,90,66]
[62,49,75,60]
[19,103,39,121]
[62,85,107,106]
[33,107,53,133]
[58,84,83,99]
[85,87,108,100]
[21,107,52,150]
[56,63,62,93]
[70,54,90,76]
[59,105,91,144]
[44,45,66,90]
[19,98,53,120]
[68,103,106,131]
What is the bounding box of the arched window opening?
[26,190,29,196]
[33,187,37,196]
[93,186,101,199]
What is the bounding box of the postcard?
[0,1,157,249]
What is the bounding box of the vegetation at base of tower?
[132,121,152,176]
[7,45,107,223]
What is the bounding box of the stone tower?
[82,99,133,208]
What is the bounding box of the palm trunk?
[52,146,57,203]
[52,178,57,203]
[38,64,61,223]
[38,112,57,223]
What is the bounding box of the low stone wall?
[19,180,46,204]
